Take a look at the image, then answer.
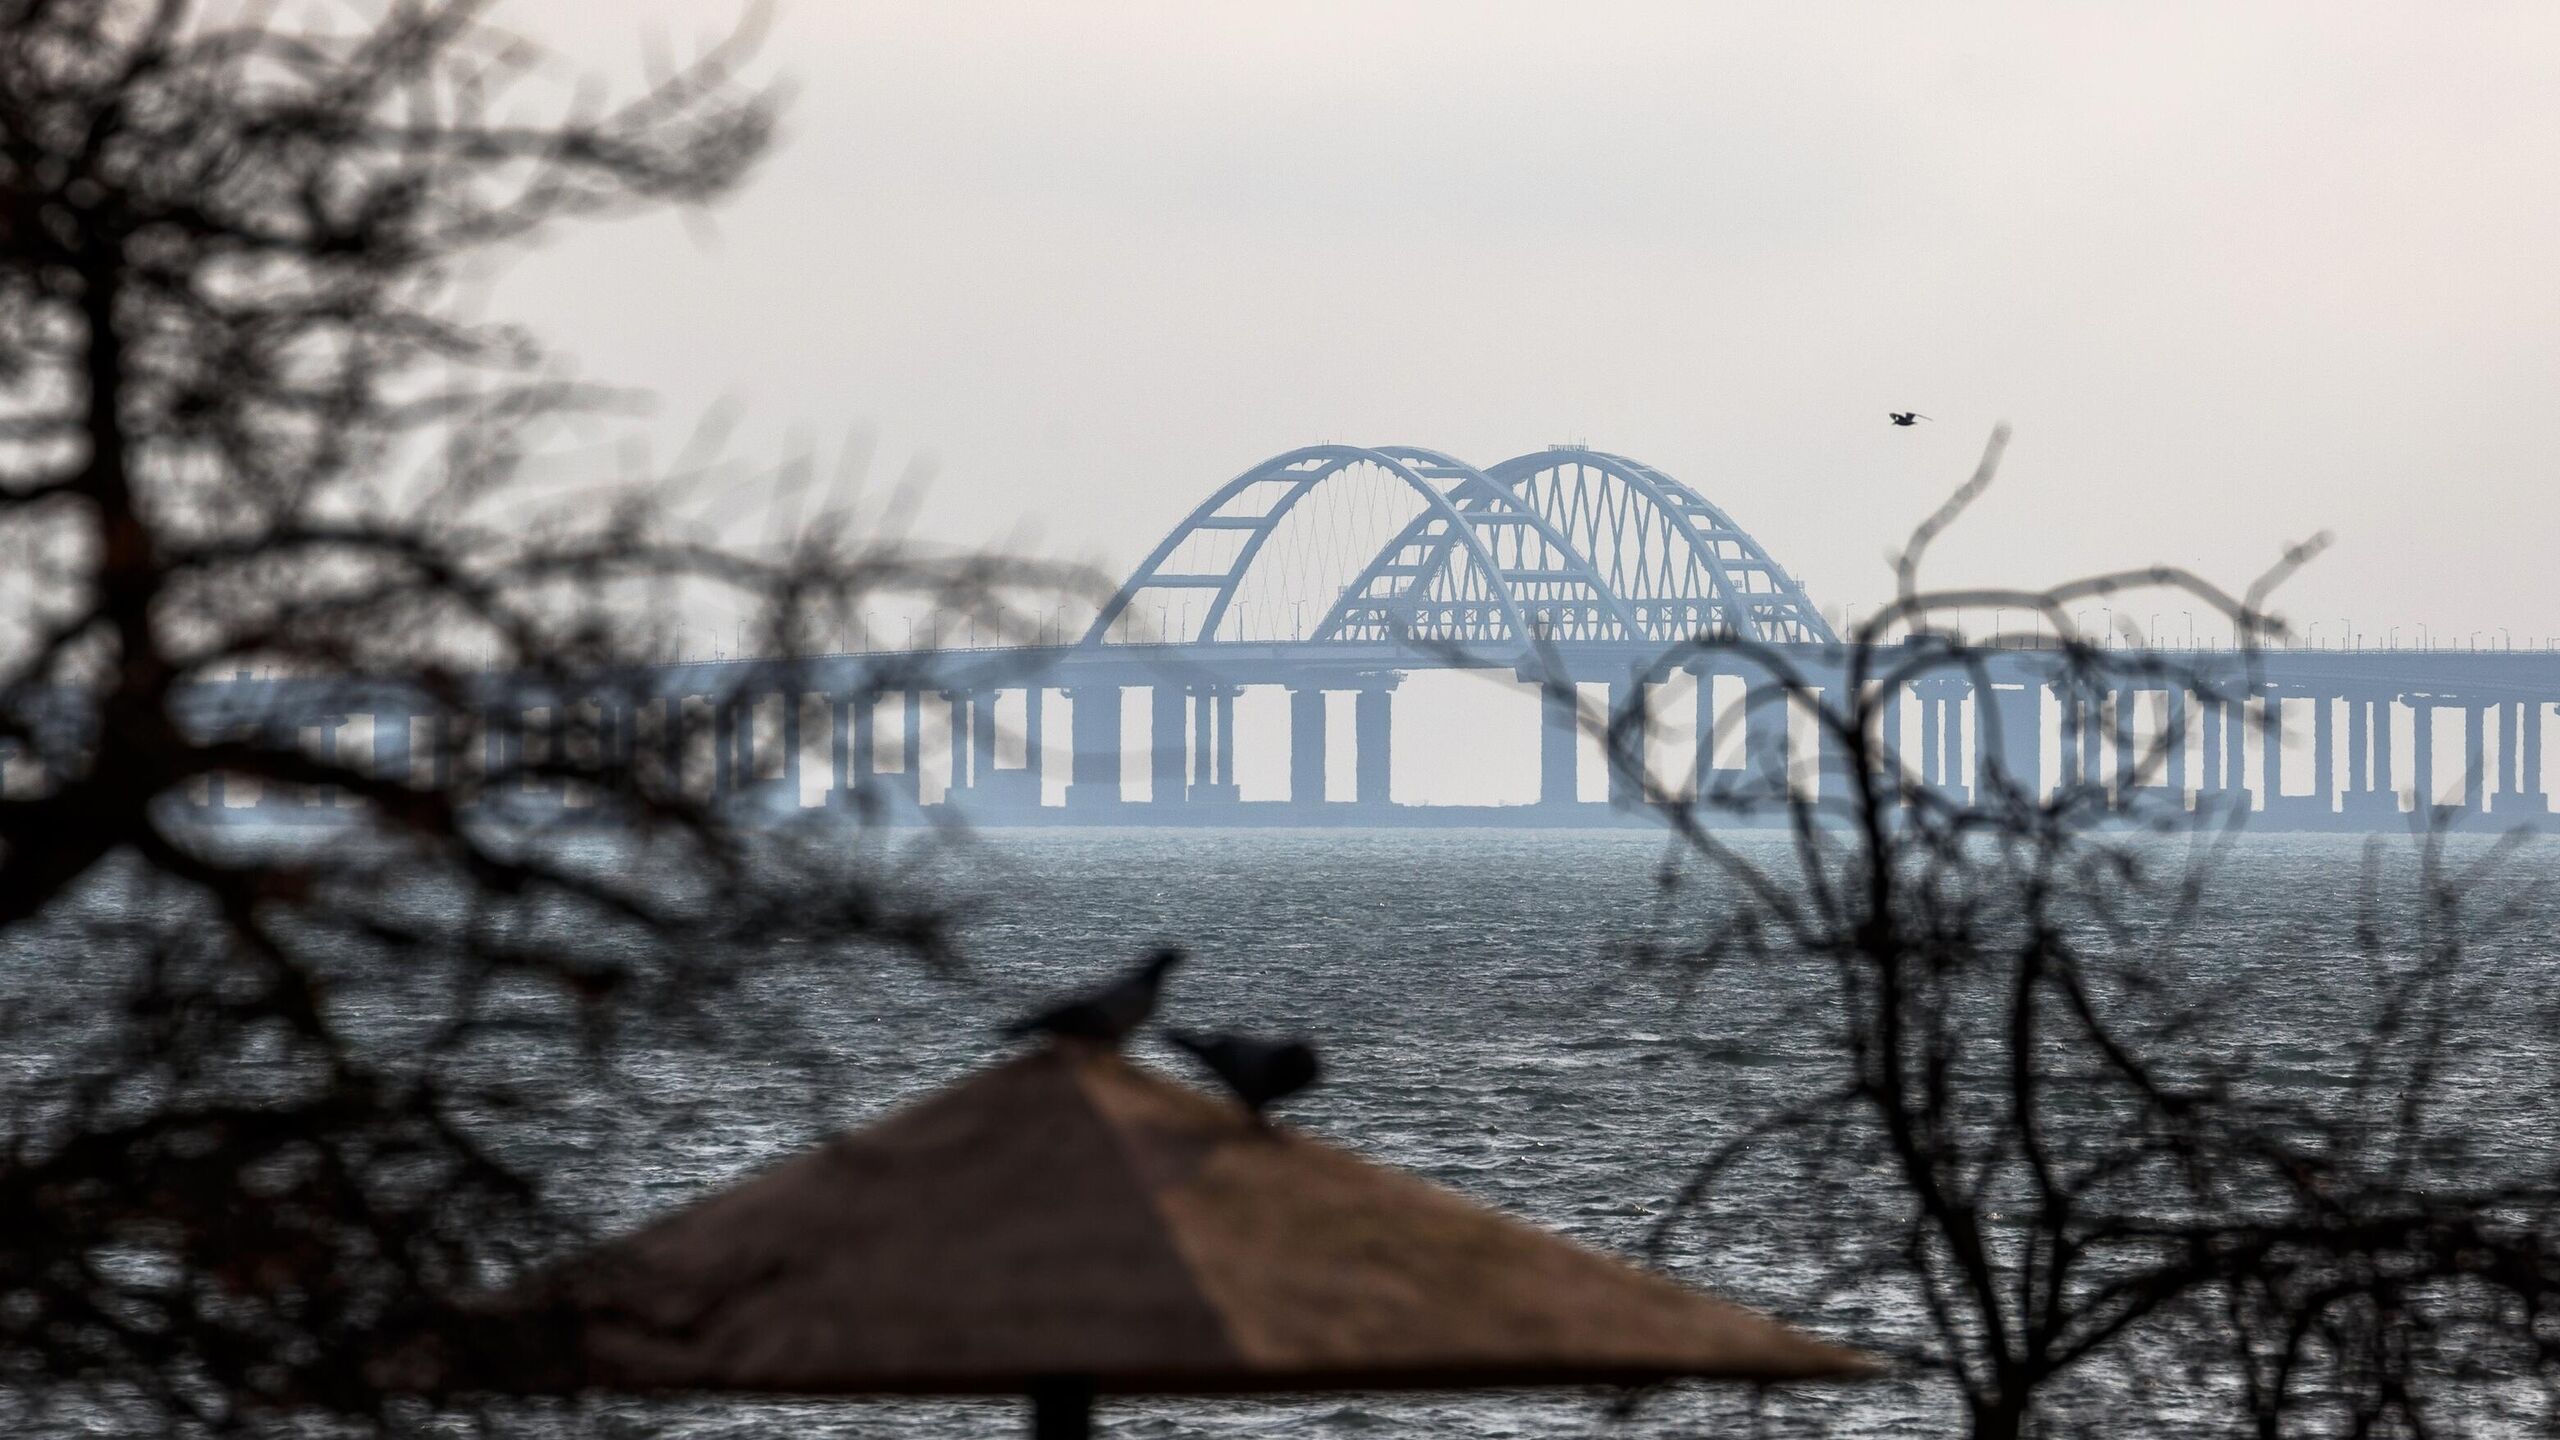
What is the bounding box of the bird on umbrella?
[1002,947,1187,1046]
[1166,1029,1323,1120]
[1888,412,1930,427]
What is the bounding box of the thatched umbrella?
[480,1045,1871,1436]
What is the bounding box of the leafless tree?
[0,2,1073,1432]
[1606,428,2560,1437]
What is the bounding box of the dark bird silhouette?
[1888,411,1930,427]
[1001,947,1186,1046]
[1166,1029,1323,1118]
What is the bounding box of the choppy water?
[506,827,2558,1439]
[13,827,2560,1437]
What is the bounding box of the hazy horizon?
[486,1,2557,651]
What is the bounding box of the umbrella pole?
[1029,1378,1094,1440]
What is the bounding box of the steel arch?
[1481,448,1836,644]
[1086,443,1833,653]
[1310,446,1640,645]
[1082,445,1552,649]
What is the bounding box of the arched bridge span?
[1086,445,1834,653]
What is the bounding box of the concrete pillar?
[2057,687,2082,789]
[2312,692,2335,814]
[2165,688,2189,797]
[1024,685,1046,804]
[1354,684,1393,806]
[1215,689,1237,792]
[899,689,924,804]
[2259,691,2282,810]
[2413,699,2435,808]
[2527,702,2547,809]
[1542,679,1579,806]
[1289,686,1327,805]
[783,691,805,797]
[1919,687,1942,787]
[1744,676,1789,798]
[2080,693,2103,795]
[1816,674,1856,806]
[372,712,411,786]
[946,692,970,795]
[661,698,687,794]
[970,689,998,796]
[2223,698,2248,806]
[2347,694,2369,798]
[542,706,566,793]
[1190,687,1213,794]
[851,692,876,791]
[1150,684,1186,804]
[2112,689,2137,797]
[1988,683,2041,800]
[831,692,853,796]
[1607,674,1647,806]
[1943,689,1968,798]
[2198,695,2222,794]
[1066,686,1122,809]
[2463,701,2487,811]
[2499,700,2519,801]
[2373,697,2395,802]
[1878,681,1904,795]
[308,715,346,806]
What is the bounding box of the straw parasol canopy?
[473,1044,1871,1435]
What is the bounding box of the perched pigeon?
[1166,1029,1323,1118]
[1001,947,1186,1046]
[1888,412,1930,427]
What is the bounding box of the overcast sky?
[494,0,2560,649]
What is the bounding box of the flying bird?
[1888,412,1930,427]
[1166,1029,1323,1118]
[1001,947,1186,1046]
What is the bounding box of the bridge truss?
[1086,445,1834,653]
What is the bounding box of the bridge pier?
[1150,684,1186,805]
[1354,682,1394,807]
[1188,686,1239,804]
[1742,670,1789,800]
[2312,693,2336,817]
[372,710,411,787]
[2460,700,2487,814]
[2079,692,2104,799]
[2164,687,2189,800]
[2222,695,2248,810]
[899,689,924,805]
[939,691,967,799]
[1815,670,1857,806]
[1290,685,1327,806]
[1874,680,1903,800]
[2346,692,2369,805]
[2411,696,2436,809]
[1066,685,1122,811]
[2196,693,2222,800]
[1536,677,1579,807]
[1607,673,1647,807]
[2258,690,2282,813]
[2371,695,2396,810]
[834,691,871,805]
[780,691,804,801]
[2519,702,2539,814]
[1987,681,2039,800]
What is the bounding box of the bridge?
[50,444,2560,831]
